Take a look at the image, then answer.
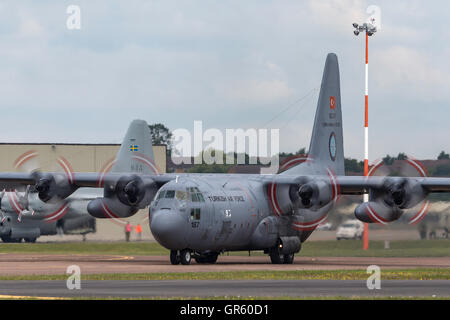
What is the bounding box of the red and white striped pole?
[363,31,369,250]
[353,22,376,250]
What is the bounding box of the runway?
[0,280,449,298]
[0,254,449,275]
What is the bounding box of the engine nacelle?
[104,175,157,208]
[355,177,427,224]
[355,201,403,223]
[267,178,335,215]
[87,197,139,219]
[88,175,158,219]
[33,172,78,203]
[293,180,333,210]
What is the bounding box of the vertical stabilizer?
[285,53,345,176]
[111,120,159,174]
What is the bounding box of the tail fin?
[285,53,345,175]
[111,119,159,174]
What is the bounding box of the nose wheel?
[170,249,193,265]
[180,249,192,265]
[170,250,180,265]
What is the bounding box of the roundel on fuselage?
[329,132,336,161]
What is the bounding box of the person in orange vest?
[125,222,132,242]
[135,223,143,241]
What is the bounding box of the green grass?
[0,241,169,256]
[300,240,450,257]
[0,240,448,257]
[1,268,449,281]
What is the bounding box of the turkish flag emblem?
[330,96,336,110]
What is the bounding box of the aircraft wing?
[0,171,175,219]
[262,174,450,223]
[262,175,450,194]
[0,172,174,189]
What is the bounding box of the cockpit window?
[165,190,175,199]
[191,193,199,202]
[156,190,165,200]
[187,187,205,203]
[175,190,187,200]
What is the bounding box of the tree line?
[148,124,450,175]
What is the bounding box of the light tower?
[353,21,377,250]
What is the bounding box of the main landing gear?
[170,249,219,265]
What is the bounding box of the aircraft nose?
[150,209,186,249]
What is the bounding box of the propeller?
[12,150,73,222]
[14,185,35,222]
[365,156,431,225]
[298,184,314,207]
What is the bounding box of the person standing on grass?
[125,222,132,242]
[135,224,143,241]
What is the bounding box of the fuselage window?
[165,190,175,199]
[190,208,201,220]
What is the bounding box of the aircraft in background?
[0,120,159,243]
[0,186,98,243]
[1,53,450,264]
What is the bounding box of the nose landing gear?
[170,249,192,265]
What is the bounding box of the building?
[0,143,166,242]
[0,143,166,173]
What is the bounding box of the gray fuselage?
[149,174,332,253]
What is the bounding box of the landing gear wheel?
[24,238,36,243]
[269,247,284,264]
[170,250,180,265]
[283,253,295,264]
[180,249,192,265]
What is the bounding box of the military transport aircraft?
[1,53,450,264]
[0,186,98,243]
[0,120,159,243]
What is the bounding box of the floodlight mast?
[353,21,377,250]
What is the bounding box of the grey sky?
[0,0,449,161]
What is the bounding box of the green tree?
[397,152,407,160]
[344,158,363,173]
[437,151,450,160]
[148,123,172,148]
[382,154,395,165]
[279,147,307,158]
[296,148,307,155]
